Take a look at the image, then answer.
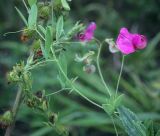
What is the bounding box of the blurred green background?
[0,0,160,136]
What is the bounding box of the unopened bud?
[39,5,50,20]
[83,64,96,74]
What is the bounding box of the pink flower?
[116,27,147,55]
[78,22,96,42]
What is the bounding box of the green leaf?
[58,53,67,75]
[39,40,46,58]
[156,130,160,136]
[56,16,64,40]
[114,94,124,108]
[102,103,115,116]
[28,0,37,7]
[144,120,154,136]
[61,0,70,11]
[45,26,52,59]
[57,53,68,88]
[102,94,124,115]
[118,106,146,136]
[15,7,28,26]
[28,4,38,29]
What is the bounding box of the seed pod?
[39,5,50,20]
[48,112,58,125]
[26,99,36,108]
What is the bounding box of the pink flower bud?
[78,22,96,42]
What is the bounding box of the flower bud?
[7,63,25,83]
[0,111,13,129]
[39,5,50,20]
[41,100,48,111]
[83,64,96,74]
[67,22,84,40]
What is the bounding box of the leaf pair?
[102,94,124,116]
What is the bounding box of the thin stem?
[115,55,125,96]
[5,86,23,136]
[51,47,103,109]
[22,0,29,13]
[3,29,27,36]
[111,115,119,136]
[96,43,111,97]
[35,29,45,41]
[46,88,71,97]
[26,59,56,71]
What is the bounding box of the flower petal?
[116,28,135,55]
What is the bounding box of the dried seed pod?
[35,90,43,99]
[48,112,58,125]
[26,99,36,108]
[20,29,35,42]
[20,34,29,42]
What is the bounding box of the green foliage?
[57,52,68,88]
[0,0,160,136]
[28,4,38,29]
[56,16,64,40]
[45,26,52,59]
[15,7,28,26]
[118,106,146,136]
[102,94,124,115]
[61,0,70,11]
[28,0,37,7]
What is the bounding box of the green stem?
[51,47,103,109]
[96,43,111,97]
[5,85,23,136]
[111,115,119,136]
[46,88,71,97]
[115,55,125,96]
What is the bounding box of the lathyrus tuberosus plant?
[2,0,155,136]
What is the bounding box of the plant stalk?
[115,55,125,95]
[5,86,23,136]
[97,43,111,96]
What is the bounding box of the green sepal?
[102,94,124,115]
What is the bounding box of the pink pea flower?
[78,22,96,42]
[116,27,147,55]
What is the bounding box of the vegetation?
[0,0,160,136]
